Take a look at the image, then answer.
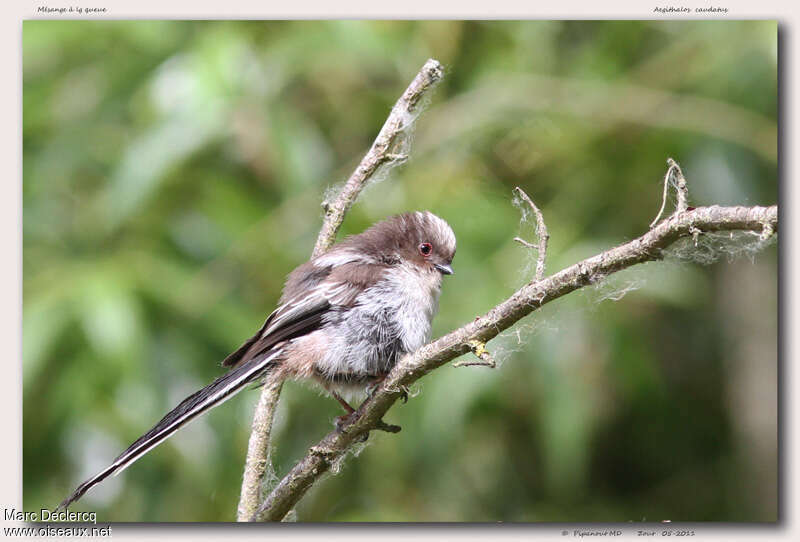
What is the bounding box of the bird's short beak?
[435,263,454,275]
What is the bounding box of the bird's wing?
[221,262,382,368]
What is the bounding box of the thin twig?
[513,187,549,280]
[453,340,496,368]
[669,158,689,213]
[312,58,444,258]
[237,373,283,521]
[513,237,536,249]
[255,203,777,521]
[240,58,445,521]
[650,158,690,228]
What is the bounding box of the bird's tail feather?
[57,349,281,511]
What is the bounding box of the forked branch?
[513,186,549,281]
[255,201,777,521]
[238,58,444,521]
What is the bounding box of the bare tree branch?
[236,373,283,521]
[513,186,549,281]
[238,58,445,521]
[254,202,777,521]
[670,159,690,214]
[312,58,444,258]
[650,158,689,228]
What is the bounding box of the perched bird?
[59,211,456,510]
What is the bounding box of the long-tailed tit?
[59,211,456,510]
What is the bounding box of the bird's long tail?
[57,349,282,511]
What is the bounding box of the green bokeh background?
[23,20,778,522]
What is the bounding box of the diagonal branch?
[312,58,444,258]
[238,58,444,521]
[255,202,777,521]
[513,186,549,281]
[236,373,282,521]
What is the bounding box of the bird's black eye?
[419,242,432,256]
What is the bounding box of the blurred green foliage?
[23,20,777,522]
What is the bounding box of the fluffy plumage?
[58,211,456,511]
